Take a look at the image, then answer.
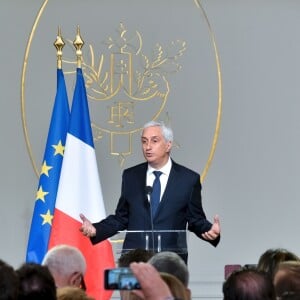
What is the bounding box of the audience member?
[223,267,276,300]
[125,270,188,300]
[148,251,189,287]
[148,251,190,299]
[129,262,173,300]
[273,261,300,300]
[16,262,56,300]
[257,248,300,279]
[160,272,189,300]
[118,248,154,267]
[42,244,86,289]
[57,286,94,300]
[116,249,154,300]
[0,259,19,300]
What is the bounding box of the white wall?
[1,1,300,299]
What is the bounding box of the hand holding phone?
[104,268,141,290]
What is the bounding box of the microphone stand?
[145,186,155,252]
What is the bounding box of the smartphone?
[104,268,141,290]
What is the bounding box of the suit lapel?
[135,162,149,207]
[155,161,179,217]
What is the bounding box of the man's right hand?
[79,213,96,237]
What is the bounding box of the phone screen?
[104,268,141,290]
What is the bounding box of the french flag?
[49,68,115,300]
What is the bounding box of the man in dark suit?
[80,121,220,263]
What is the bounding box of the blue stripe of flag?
[68,68,94,148]
[26,69,70,263]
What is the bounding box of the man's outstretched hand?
[79,213,96,238]
[201,214,221,241]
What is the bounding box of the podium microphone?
[145,186,152,202]
[145,186,155,252]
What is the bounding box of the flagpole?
[73,26,84,68]
[54,27,65,70]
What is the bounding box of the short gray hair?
[148,251,189,287]
[42,244,86,277]
[142,120,174,142]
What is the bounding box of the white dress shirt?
[146,157,172,201]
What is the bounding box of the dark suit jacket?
[91,160,220,259]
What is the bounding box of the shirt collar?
[147,157,172,176]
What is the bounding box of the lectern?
[110,230,188,261]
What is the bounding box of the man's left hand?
[201,214,221,241]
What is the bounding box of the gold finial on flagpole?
[53,27,65,69]
[73,26,84,68]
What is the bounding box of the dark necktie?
[151,171,162,218]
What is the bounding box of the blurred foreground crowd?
[1,245,300,300]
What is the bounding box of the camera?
[104,268,141,290]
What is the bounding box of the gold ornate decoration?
[21,1,222,182]
[21,0,49,176]
[53,27,65,70]
[194,0,222,181]
[73,26,84,68]
[61,23,186,167]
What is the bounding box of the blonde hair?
[57,286,94,300]
[127,272,189,300]
[160,272,189,300]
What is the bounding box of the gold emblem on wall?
[62,23,186,166]
[21,0,222,182]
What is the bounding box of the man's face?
[141,126,172,169]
